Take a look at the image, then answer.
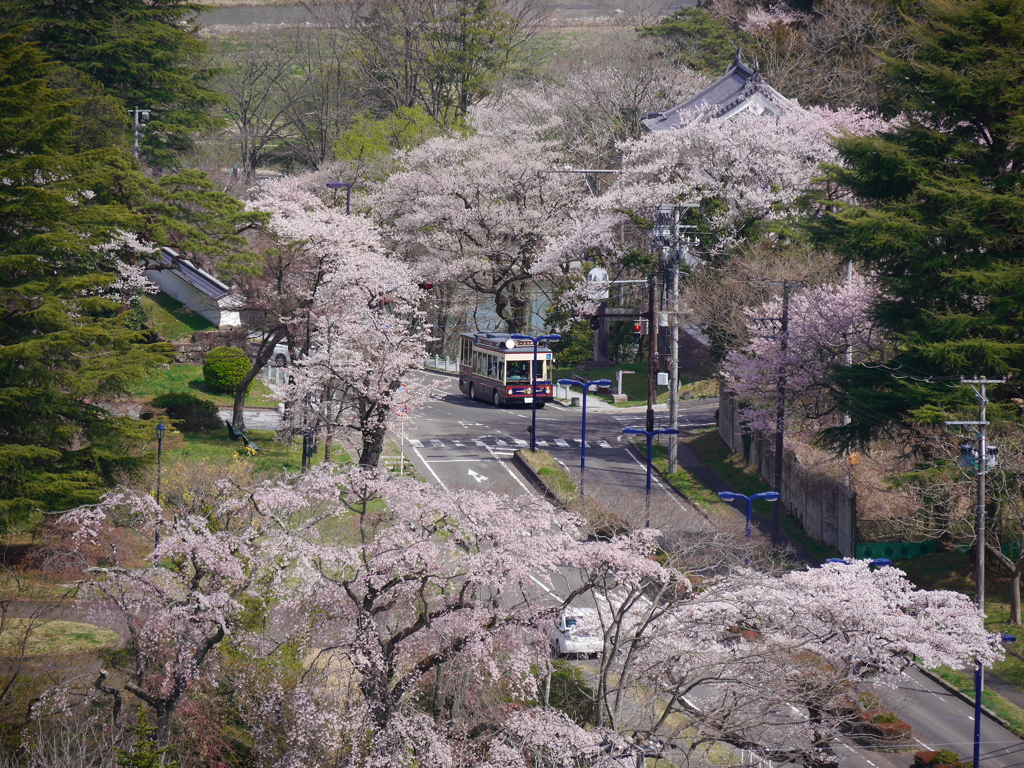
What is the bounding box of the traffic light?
[633,318,647,339]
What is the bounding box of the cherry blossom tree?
[280,230,432,466]
[721,273,889,434]
[53,468,1000,766]
[56,489,269,747]
[371,101,590,334]
[234,169,426,438]
[588,558,999,767]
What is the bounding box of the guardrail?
[424,355,460,373]
[264,365,288,386]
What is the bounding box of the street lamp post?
[717,490,780,564]
[326,181,352,214]
[511,333,561,452]
[622,426,679,524]
[974,634,1016,768]
[558,378,612,500]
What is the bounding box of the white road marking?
[468,469,488,483]
[536,440,549,447]
[622,447,692,517]
[528,574,560,599]
[598,440,612,448]
[429,439,444,448]
[513,438,529,447]
[409,439,423,448]
[411,445,447,490]
[496,439,509,446]
[553,438,570,448]
[574,440,590,448]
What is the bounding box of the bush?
[930,750,961,766]
[202,346,251,394]
[150,392,221,432]
[871,711,899,723]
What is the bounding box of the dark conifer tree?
[808,0,1024,447]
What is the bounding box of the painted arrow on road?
[468,469,488,483]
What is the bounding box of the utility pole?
[668,245,680,472]
[771,282,794,545]
[947,376,1004,768]
[646,277,658,434]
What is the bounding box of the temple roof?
[642,51,794,132]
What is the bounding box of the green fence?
[855,541,939,561]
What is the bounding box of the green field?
[135,363,280,408]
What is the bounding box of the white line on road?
[411,445,447,490]
[622,447,693,518]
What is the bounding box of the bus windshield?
[506,361,531,382]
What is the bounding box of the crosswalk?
[406,437,614,451]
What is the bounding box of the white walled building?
[144,247,243,328]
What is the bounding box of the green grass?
[141,293,216,340]
[553,364,717,408]
[0,619,118,657]
[519,449,578,505]
[929,664,1024,739]
[645,443,734,522]
[681,429,841,561]
[163,428,346,476]
[134,363,280,408]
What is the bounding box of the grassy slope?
[141,293,216,340]
[135,363,280,408]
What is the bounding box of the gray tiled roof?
[642,53,789,131]
[155,247,231,300]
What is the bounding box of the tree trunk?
[359,422,387,467]
[1012,569,1022,625]
[232,328,289,431]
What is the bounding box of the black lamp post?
[511,333,561,451]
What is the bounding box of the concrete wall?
[719,388,856,557]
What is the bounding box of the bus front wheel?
[492,389,500,407]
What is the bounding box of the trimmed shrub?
[150,392,220,432]
[202,346,251,394]
[930,751,961,766]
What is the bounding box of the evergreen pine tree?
[115,709,179,768]
[808,0,1024,446]
[0,33,174,526]
[9,0,220,166]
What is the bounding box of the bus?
[458,332,555,407]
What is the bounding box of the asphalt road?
[396,371,1024,768]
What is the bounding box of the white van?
[550,607,602,658]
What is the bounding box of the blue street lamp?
[511,333,561,451]
[558,378,612,500]
[325,181,352,214]
[622,426,679,524]
[717,490,780,564]
[974,633,1016,768]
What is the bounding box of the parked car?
[247,333,291,366]
[550,607,602,658]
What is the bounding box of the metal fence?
[424,355,460,373]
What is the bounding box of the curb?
[915,665,1019,733]
[511,451,563,505]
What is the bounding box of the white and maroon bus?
[458,332,555,407]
